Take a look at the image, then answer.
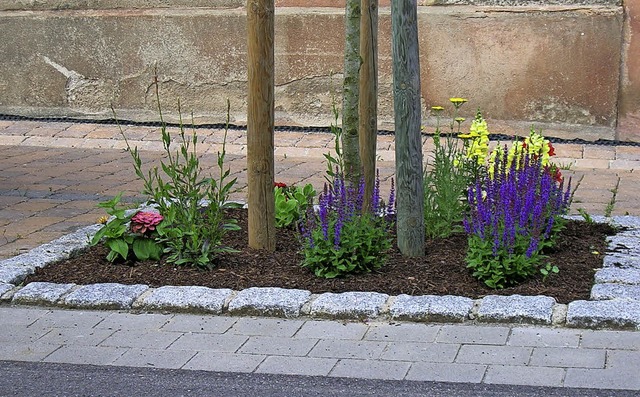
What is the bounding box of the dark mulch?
[25,209,616,304]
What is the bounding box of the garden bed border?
[1,215,639,330]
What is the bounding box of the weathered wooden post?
[247,0,275,251]
[342,0,362,181]
[391,0,425,256]
[359,0,378,209]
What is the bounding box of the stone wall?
[0,0,636,141]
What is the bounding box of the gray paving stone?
[12,282,75,305]
[594,268,640,285]
[611,216,640,230]
[329,359,411,380]
[0,265,33,284]
[0,283,14,299]
[380,342,460,363]
[436,324,510,345]
[530,347,606,368]
[0,324,52,344]
[161,314,237,334]
[0,306,47,326]
[309,291,389,320]
[606,350,640,369]
[405,362,487,383]
[183,352,266,372]
[227,287,310,318]
[43,345,128,366]
[37,327,115,347]
[63,283,149,309]
[591,283,640,300]
[477,295,555,325]
[228,317,304,337]
[140,286,233,314]
[294,320,368,340]
[580,329,640,350]
[309,339,387,360]
[0,342,61,362]
[602,254,640,270]
[364,323,440,343]
[507,327,581,348]
[566,299,640,330]
[564,368,640,390]
[607,235,640,257]
[256,356,338,376]
[484,365,565,387]
[389,294,473,323]
[111,348,197,369]
[455,345,532,365]
[96,312,172,331]
[238,336,317,356]
[168,333,248,353]
[30,310,109,329]
[100,329,182,349]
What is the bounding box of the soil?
[25,209,617,304]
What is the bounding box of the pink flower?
[130,211,163,234]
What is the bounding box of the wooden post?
[247,0,275,251]
[341,0,362,182]
[391,0,425,257]
[359,0,378,210]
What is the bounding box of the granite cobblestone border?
[1,216,639,330]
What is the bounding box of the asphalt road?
[2,360,635,397]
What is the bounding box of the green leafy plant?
[422,101,477,238]
[113,78,240,269]
[300,174,394,278]
[577,208,594,223]
[90,193,165,262]
[274,182,316,228]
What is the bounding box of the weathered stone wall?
[0,0,634,141]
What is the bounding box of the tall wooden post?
[247,0,275,251]
[391,0,424,256]
[359,0,378,210]
[341,0,362,181]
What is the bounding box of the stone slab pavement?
[1,306,639,391]
[1,119,640,391]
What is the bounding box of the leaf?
[133,238,162,261]
[107,239,129,261]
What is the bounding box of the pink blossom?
[130,211,163,234]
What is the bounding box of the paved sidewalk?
[1,119,640,391]
[1,306,640,390]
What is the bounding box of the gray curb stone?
[63,283,149,309]
[0,283,14,299]
[602,254,640,269]
[566,299,640,330]
[591,283,640,300]
[610,216,640,229]
[477,295,556,325]
[309,291,389,320]
[389,294,473,322]
[228,287,311,318]
[594,268,640,285]
[12,282,76,305]
[607,235,640,257]
[0,265,34,284]
[140,286,233,314]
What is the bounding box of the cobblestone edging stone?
[0,217,639,330]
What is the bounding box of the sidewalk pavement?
[1,119,640,391]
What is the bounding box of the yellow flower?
[458,133,473,139]
[97,215,109,225]
[449,97,468,104]
[449,97,468,109]
[431,106,444,111]
[454,117,466,123]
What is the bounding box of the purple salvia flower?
[372,169,381,214]
[355,176,365,214]
[525,237,539,258]
[386,177,395,219]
